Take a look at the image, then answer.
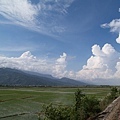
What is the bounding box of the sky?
[0,0,120,85]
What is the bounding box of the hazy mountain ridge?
[0,68,87,86]
[23,70,56,79]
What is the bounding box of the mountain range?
[0,68,88,86]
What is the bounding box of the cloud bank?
[0,44,120,84]
[0,51,67,78]
[0,0,74,36]
[77,43,120,80]
[0,3,120,84]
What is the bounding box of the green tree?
[75,89,85,111]
[74,89,101,120]
[79,96,101,120]
[100,87,119,110]
[110,87,118,99]
[118,89,120,95]
[43,104,73,120]
[41,89,101,120]
[74,89,85,120]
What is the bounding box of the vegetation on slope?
[0,68,87,86]
[40,87,120,120]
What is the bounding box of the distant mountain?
[23,70,56,79]
[0,68,88,86]
[60,77,87,86]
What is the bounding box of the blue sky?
[0,0,120,85]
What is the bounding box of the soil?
[95,96,120,120]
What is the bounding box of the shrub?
[41,89,101,120]
[100,87,119,110]
[43,104,74,120]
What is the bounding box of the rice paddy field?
[0,86,115,120]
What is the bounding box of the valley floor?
[0,86,115,120]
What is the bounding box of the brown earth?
[95,96,120,120]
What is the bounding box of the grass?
[0,86,112,120]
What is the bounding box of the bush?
[100,87,119,110]
[43,104,74,120]
[41,89,101,120]
[74,89,101,120]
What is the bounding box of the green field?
[0,87,112,120]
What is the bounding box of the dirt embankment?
[95,96,120,120]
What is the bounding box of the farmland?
[0,86,113,120]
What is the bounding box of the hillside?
[0,68,87,86]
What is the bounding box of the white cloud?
[53,53,67,78]
[0,0,38,26]
[76,43,120,80]
[0,0,74,36]
[102,43,116,55]
[0,51,68,78]
[101,8,120,45]
[101,19,120,33]
[20,51,36,59]
[92,44,104,56]
[116,33,120,43]
[56,53,67,64]
[0,46,120,84]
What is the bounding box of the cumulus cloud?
[76,43,120,80]
[0,45,120,84]
[116,33,120,43]
[99,9,120,83]
[55,44,120,84]
[92,45,104,56]
[56,53,67,64]
[0,51,68,78]
[0,0,74,36]
[53,53,67,78]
